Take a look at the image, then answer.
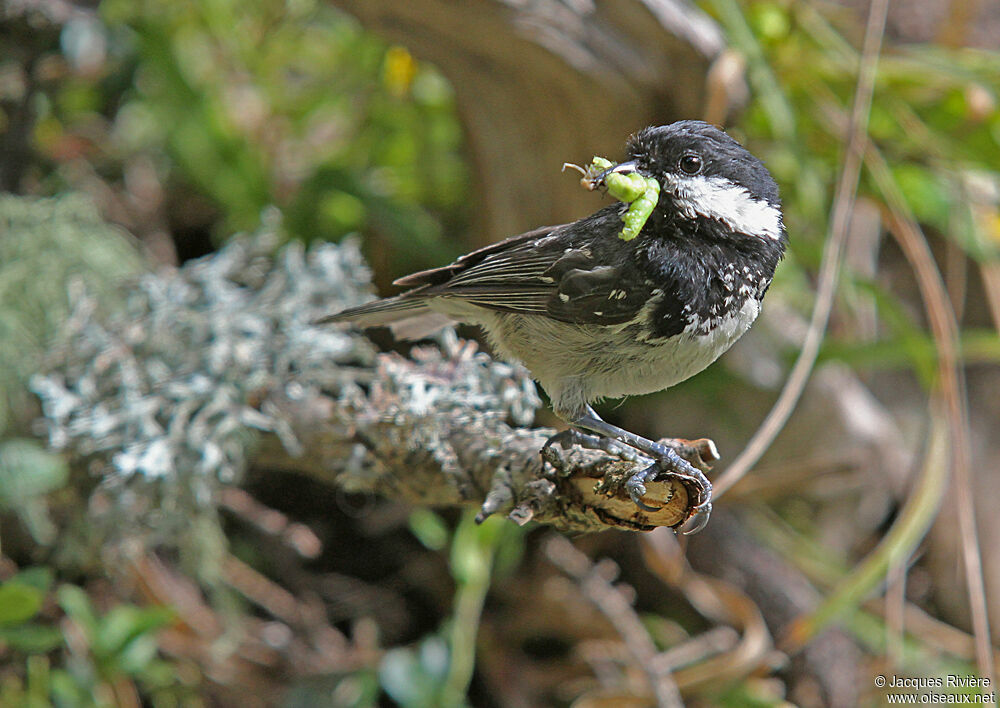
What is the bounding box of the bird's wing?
[414,208,655,326]
[393,225,560,288]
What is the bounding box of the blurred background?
[1,0,1000,705]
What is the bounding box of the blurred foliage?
[700,0,1000,700]
[10,0,467,273]
[0,195,141,547]
[702,0,1000,473]
[707,0,1000,299]
[0,194,143,434]
[0,438,68,546]
[0,571,192,707]
[379,512,524,708]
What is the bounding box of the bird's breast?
[593,295,761,397]
[481,295,761,405]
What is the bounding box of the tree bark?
[329,0,727,243]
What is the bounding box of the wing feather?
[393,225,559,287]
[329,206,657,329]
[415,209,653,324]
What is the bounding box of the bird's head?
[616,121,786,246]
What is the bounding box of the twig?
[217,487,322,559]
[713,0,890,497]
[804,58,994,691]
[545,535,685,708]
[701,49,747,125]
[781,408,949,648]
[640,527,774,690]
[874,176,995,689]
[885,555,907,668]
[222,554,302,625]
[651,626,739,674]
[776,126,990,689]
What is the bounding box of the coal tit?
[321,121,786,532]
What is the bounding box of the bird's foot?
[543,416,717,533]
[625,443,713,535]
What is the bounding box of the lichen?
[30,209,542,537]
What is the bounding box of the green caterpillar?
[569,156,661,241]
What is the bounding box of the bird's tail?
[315,295,454,340]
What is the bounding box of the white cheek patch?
[665,174,784,241]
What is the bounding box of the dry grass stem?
[713,0,890,497]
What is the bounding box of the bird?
[319,121,787,533]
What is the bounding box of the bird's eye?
[679,153,702,175]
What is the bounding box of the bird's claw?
[625,446,713,533]
[540,429,576,461]
[678,502,712,535]
[625,465,663,512]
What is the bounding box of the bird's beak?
[567,158,644,192]
[597,160,640,180]
[612,160,639,173]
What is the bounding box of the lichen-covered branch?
[255,337,715,532]
[31,216,710,534]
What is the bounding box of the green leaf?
[0,624,64,653]
[0,583,45,626]
[9,567,54,594]
[114,632,161,676]
[56,585,99,638]
[408,508,449,551]
[892,164,951,231]
[449,513,499,586]
[49,668,86,705]
[378,637,450,708]
[94,605,173,661]
[0,439,70,506]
